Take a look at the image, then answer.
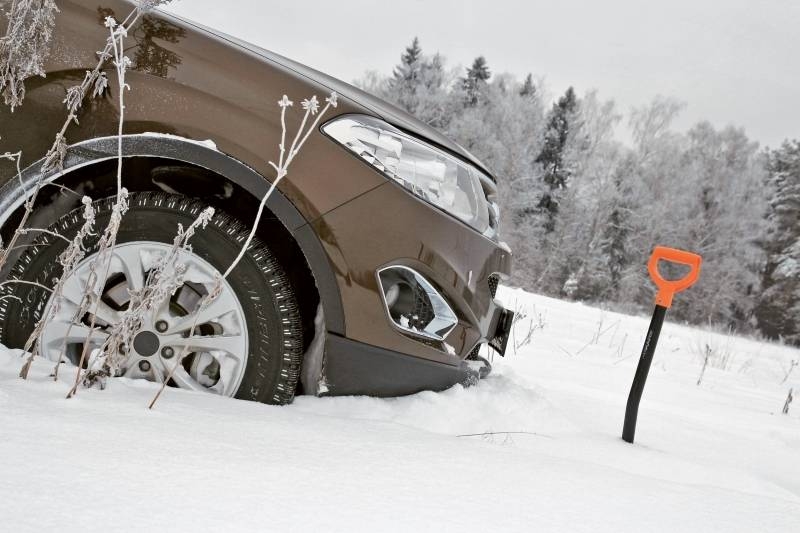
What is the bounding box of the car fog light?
[377,266,458,341]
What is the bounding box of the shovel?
[622,246,702,444]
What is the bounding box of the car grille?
[466,343,482,360]
[487,274,500,298]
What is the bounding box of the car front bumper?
[311,179,513,397]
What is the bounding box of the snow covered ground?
[1,286,798,532]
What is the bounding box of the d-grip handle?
[647,246,702,308]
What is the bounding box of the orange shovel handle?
[647,246,702,308]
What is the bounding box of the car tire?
[0,191,304,405]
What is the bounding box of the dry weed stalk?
[148,92,339,409]
[18,195,95,379]
[80,206,215,388]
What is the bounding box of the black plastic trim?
[323,334,478,397]
[489,308,514,357]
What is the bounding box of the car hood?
[167,12,494,179]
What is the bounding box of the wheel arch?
[0,134,345,336]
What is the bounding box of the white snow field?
[1,286,798,532]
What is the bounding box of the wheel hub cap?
[133,331,159,357]
[39,241,250,397]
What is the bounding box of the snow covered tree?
[397,37,422,74]
[538,91,622,299]
[520,73,536,98]
[412,53,454,130]
[599,154,635,297]
[378,39,457,128]
[392,37,423,88]
[538,87,578,189]
[355,52,781,338]
[533,86,578,232]
[675,123,767,327]
[462,56,491,106]
[388,37,424,114]
[757,140,800,344]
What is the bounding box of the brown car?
[0,0,513,403]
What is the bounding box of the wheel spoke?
[90,299,121,326]
[41,321,109,347]
[163,290,240,335]
[182,256,220,285]
[170,365,208,392]
[147,290,173,323]
[162,333,245,357]
[59,272,90,308]
[214,356,242,396]
[111,246,147,293]
[39,320,110,363]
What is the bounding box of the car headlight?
[323,115,495,235]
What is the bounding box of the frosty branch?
[148,91,338,409]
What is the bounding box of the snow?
[141,131,219,151]
[1,287,799,532]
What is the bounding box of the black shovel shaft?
[622,305,668,443]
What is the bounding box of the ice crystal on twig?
[41,132,67,173]
[278,95,293,108]
[301,95,320,115]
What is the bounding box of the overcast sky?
[167,0,800,148]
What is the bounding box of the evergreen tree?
[534,87,578,231]
[389,37,424,113]
[462,56,491,106]
[420,53,444,91]
[756,140,800,344]
[520,73,536,98]
[392,37,422,84]
[600,156,634,295]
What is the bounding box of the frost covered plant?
[18,196,95,379]
[9,11,136,391]
[65,188,129,397]
[2,2,188,391]
[148,91,339,409]
[0,144,61,295]
[39,5,154,173]
[2,2,141,283]
[223,92,337,279]
[0,0,165,114]
[0,0,59,111]
[0,146,24,273]
[104,14,131,191]
[58,14,132,395]
[80,206,215,389]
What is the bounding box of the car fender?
[0,134,345,334]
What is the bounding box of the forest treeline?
[357,39,800,345]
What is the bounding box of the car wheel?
[0,191,304,404]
